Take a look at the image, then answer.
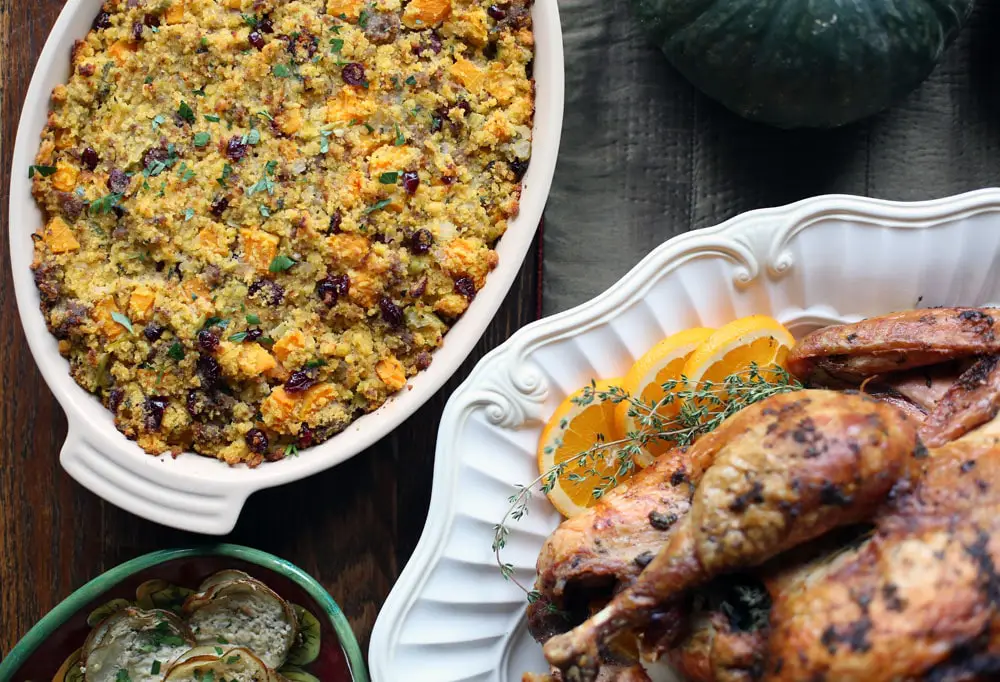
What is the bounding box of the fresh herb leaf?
[216,636,229,644]
[229,331,249,343]
[90,192,123,214]
[152,114,167,130]
[193,131,211,147]
[168,342,185,361]
[177,101,196,124]
[394,124,405,146]
[284,443,299,457]
[320,131,332,154]
[268,254,296,273]
[265,160,278,175]
[151,661,161,675]
[204,114,221,122]
[358,8,370,27]
[217,163,233,187]
[184,207,195,221]
[305,359,327,368]
[241,13,258,27]
[111,312,134,334]
[246,313,261,325]
[363,198,392,214]
[203,317,228,329]
[258,109,274,121]
[272,63,292,78]
[215,646,224,655]
[245,128,261,145]
[379,171,399,184]
[115,670,131,682]
[330,37,344,52]
[28,165,57,179]
[405,75,417,86]
[259,204,271,218]
[192,88,206,97]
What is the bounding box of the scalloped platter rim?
[369,188,1000,681]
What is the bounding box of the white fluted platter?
[369,189,1000,680]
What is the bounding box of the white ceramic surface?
[369,188,1000,681]
[9,0,564,534]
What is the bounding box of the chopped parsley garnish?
[204,114,221,122]
[244,128,261,145]
[192,88,206,97]
[184,207,195,221]
[320,131,332,154]
[273,63,292,78]
[217,163,233,187]
[111,312,134,334]
[178,163,196,182]
[285,443,300,457]
[28,165,57,178]
[379,171,399,184]
[268,254,296,273]
[246,313,261,325]
[258,109,274,121]
[168,342,185,361]
[363,198,392,214]
[193,131,211,147]
[90,192,123,214]
[229,331,249,342]
[177,101,196,124]
[203,317,229,329]
[330,38,344,53]
[259,204,271,217]
[405,75,417,86]
[216,636,230,644]
[151,661,161,675]
[394,124,406,146]
[241,13,258,27]
[358,8,370,27]
[215,646,224,655]
[152,114,167,130]
[265,160,278,175]
[305,359,327,368]
[247,175,274,196]
[115,670,131,682]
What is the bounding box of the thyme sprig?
[492,363,802,594]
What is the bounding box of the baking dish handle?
[60,427,247,535]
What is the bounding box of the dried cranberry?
[415,352,433,370]
[226,136,249,162]
[81,147,99,171]
[197,329,220,353]
[144,13,161,27]
[108,388,125,413]
[248,279,285,305]
[245,428,269,454]
[197,355,223,389]
[248,30,265,49]
[93,11,111,30]
[328,210,343,233]
[409,229,434,255]
[245,327,264,342]
[441,174,457,185]
[488,4,507,19]
[428,31,442,54]
[210,196,229,218]
[297,425,314,449]
[144,396,169,431]
[142,146,169,170]
[285,370,317,393]
[185,389,200,416]
[341,62,366,86]
[509,158,529,181]
[107,169,130,194]
[379,296,404,327]
[401,170,420,194]
[317,274,350,305]
[143,323,165,342]
[131,21,144,41]
[258,16,275,33]
[484,40,498,60]
[454,276,477,300]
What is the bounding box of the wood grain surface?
[0,0,541,660]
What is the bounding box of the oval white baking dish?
[9,0,564,534]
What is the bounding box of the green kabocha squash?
[630,0,975,128]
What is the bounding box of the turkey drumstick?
[542,390,921,680]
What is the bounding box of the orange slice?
[614,327,714,463]
[682,315,795,397]
[538,378,632,518]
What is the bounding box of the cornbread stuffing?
[30,0,534,464]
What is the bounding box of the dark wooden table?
[0,0,540,659]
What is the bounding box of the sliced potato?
[82,608,194,682]
[183,579,297,669]
[196,569,255,593]
[164,647,289,682]
[87,599,132,627]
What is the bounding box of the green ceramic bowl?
[0,544,368,682]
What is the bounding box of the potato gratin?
[30,0,534,464]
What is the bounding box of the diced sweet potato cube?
[262,386,298,426]
[325,87,376,124]
[94,298,124,340]
[376,356,407,392]
[240,228,280,272]
[224,0,241,8]
[403,0,452,28]
[327,233,370,268]
[348,271,378,307]
[450,56,484,92]
[198,225,229,256]
[327,0,364,20]
[302,383,337,417]
[108,39,137,63]
[240,344,276,375]
[129,286,156,322]
[182,278,210,302]
[368,145,417,173]
[277,107,303,136]
[51,162,79,192]
[273,330,307,363]
[43,216,80,253]
[53,128,76,150]
[164,1,185,24]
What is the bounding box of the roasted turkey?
[526,308,1000,682]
